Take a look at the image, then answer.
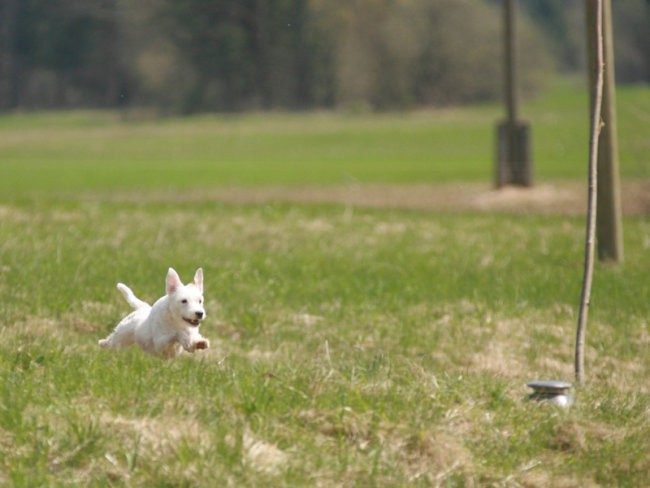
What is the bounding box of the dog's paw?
[194,339,209,350]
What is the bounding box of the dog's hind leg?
[98,312,139,349]
[117,283,149,310]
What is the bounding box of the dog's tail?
[117,283,149,310]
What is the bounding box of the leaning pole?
[576,0,604,384]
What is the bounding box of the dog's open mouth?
[183,318,201,327]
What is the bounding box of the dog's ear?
[166,267,183,295]
[193,268,204,293]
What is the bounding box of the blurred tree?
[519,0,650,81]
[3,0,129,108]
[519,0,584,72]
[1,0,647,112]
[162,0,324,111]
[612,0,650,83]
[155,0,554,112]
[0,0,20,109]
[314,0,551,110]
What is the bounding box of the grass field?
[1,81,649,486]
[0,79,649,198]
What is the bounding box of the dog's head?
[166,267,206,327]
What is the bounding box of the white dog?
[99,268,209,359]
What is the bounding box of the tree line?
[0,0,648,113]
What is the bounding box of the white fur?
[99,268,209,359]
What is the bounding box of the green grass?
[1,200,649,486]
[0,79,648,198]
[0,80,649,485]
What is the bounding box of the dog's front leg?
[180,328,209,353]
[192,327,210,350]
[194,334,209,350]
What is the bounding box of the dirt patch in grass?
[107,181,649,215]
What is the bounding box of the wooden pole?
[595,0,623,262]
[504,0,518,125]
[576,0,604,384]
[496,0,532,188]
[585,0,623,262]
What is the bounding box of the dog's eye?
[181,299,188,304]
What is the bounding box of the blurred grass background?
[1,80,648,198]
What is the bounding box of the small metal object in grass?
[527,380,574,407]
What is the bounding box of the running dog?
[99,268,209,358]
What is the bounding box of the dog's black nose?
[195,311,204,319]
